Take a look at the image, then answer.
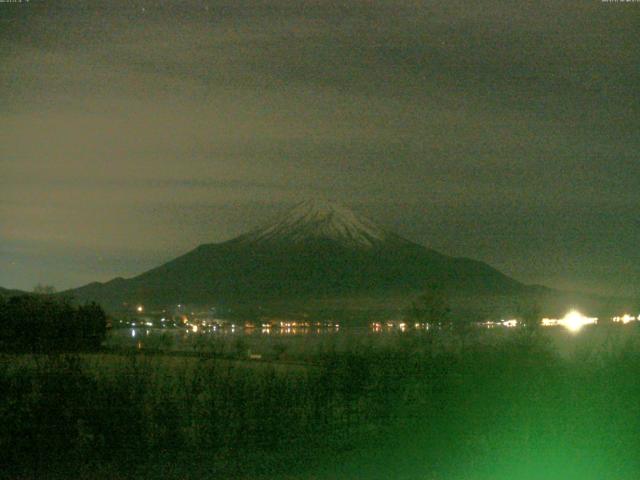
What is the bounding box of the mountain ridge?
[63,200,529,313]
[0,287,27,298]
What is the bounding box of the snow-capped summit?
[239,199,391,248]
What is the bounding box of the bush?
[0,295,107,353]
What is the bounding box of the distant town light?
[612,314,636,324]
[136,305,143,313]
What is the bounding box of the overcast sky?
[1,0,638,297]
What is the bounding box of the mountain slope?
[0,287,27,298]
[66,200,526,311]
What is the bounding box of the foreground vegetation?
[2,326,640,479]
[0,295,107,353]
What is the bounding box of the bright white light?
[501,319,518,328]
[131,329,136,338]
[136,305,143,313]
[191,325,198,333]
[559,310,597,332]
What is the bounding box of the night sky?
[1,1,638,297]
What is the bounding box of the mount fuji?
[65,200,528,314]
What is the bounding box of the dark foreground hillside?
[2,328,640,480]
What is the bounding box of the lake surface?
[105,322,640,361]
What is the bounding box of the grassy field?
[2,325,640,479]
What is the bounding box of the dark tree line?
[0,294,107,352]
[407,283,452,328]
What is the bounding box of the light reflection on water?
[108,324,359,353]
[116,325,346,340]
[110,320,425,347]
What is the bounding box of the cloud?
[1,0,638,295]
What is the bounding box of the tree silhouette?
[33,284,56,295]
[0,295,107,352]
[517,300,542,333]
[407,283,452,329]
